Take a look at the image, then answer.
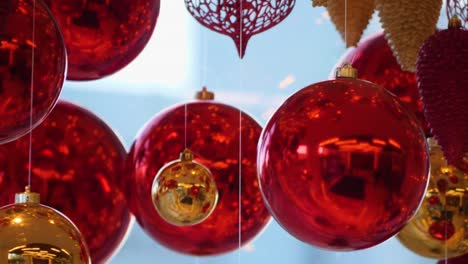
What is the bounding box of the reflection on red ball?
[258,78,429,250]
[333,32,429,135]
[125,101,271,255]
[0,0,66,144]
[437,254,468,264]
[0,101,131,264]
[44,0,160,80]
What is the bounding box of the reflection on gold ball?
[0,192,90,264]
[152,149,218,226]
[397,138,467,259]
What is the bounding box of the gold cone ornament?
[397,138,467,259]
[0,187,91,264]
[325,0,375,47]
[375,0,442,72]
[152,148,219,226]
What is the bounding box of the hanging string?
[184,103,188,150]
[238,1,243,263]
[201,23,208,87]
[27,0,37,188]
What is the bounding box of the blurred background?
[60,1,450,263]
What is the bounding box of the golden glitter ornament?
[0,187,91,264]
[397,138,467,259]
[375,0,442,72]
[152,148,219,226]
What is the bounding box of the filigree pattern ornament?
[185,0,295,58]
[447,0,467,29]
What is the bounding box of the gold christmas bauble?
[0,187,91,264]
[397,138,467,259]
[152,149,218,226]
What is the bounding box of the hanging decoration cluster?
[417,16,468,171]
[0,0,66,144]
[185,0,296,58]
[397,138,467,259]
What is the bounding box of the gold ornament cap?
[335,62,358,78]
[180,148,194,162]
[15,186,40,204]
[195,87,215,100]
[448,15,462,29]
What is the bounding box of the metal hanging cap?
[15,186,40,204]
[448,15,462,28]
[335,62,358,78]
[180,148,194,162]
[195,87,215,100]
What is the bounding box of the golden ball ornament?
[0,187,91,264]
[397,138,467,259]
[151,149,219,226]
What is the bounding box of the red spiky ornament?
[417,16,468,171]
[185,0,295,58]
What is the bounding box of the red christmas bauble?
[185,0,295,58]
[0,100,131,264]
[437,254,468,264]
[0,0,66,144]
[258,77,429,250]
[417,23,468,171]
[43,0,160,80]
[334,32,429,135]
[125,100,271,255]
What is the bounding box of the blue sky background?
[61,1,450,263]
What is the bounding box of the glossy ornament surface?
[0,188,90,264]
[126,100,271,255]
[185,0,295,58]
[417,18,468,171]
[0,0,66,144]
[258,73,429,250]
[43,0,160,80]
[0,100,131,264]
[152,148,218,226]
[397,138,467,259]
[334,32,429,135]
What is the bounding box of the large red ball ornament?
[0,0,66,144]
[0,100,131,264]
[334,32,429,135]
[258,65,429,250]
[185,0,295,58]
[417,17,468,171]
[125,93,271,255]
[43,0,160,80]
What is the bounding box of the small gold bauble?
[0,187,91,264]
[151,149,218,226]
[397,138,467,259]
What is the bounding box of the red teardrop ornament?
[125,101,271,255]
[184,0,295,58]
[0,0,66,144]
[0,100,131,264]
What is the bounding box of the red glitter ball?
[0,101,131,264]
[185,0,295,58]
[43,0,160,80]
[125,101,271,255]
[437,253,468,264]
[258,78,429,250]
[429,219,456,240]
[429,195,440,205]
[417,26,468,171]
[334,32,429,135]
[0,0,66,144]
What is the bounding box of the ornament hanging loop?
[180,148,194,162]
[196,86,215,100]
[335,62,358,78]
[448,15,462,28]
[15,186,40,204]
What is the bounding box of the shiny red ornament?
[258,77,429,250]
[417,21,468,171]
[43,0,160,80]
[125,100,271,255]
[0,100,131,264]
[0,0,66,144]
[437,254,468,264]
[334,32,429,135]
[185,0,295,58]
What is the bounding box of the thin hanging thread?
[238,1,243,262]
[184,103,188,149]
[28,0,37,188]
[201,24,208,86]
